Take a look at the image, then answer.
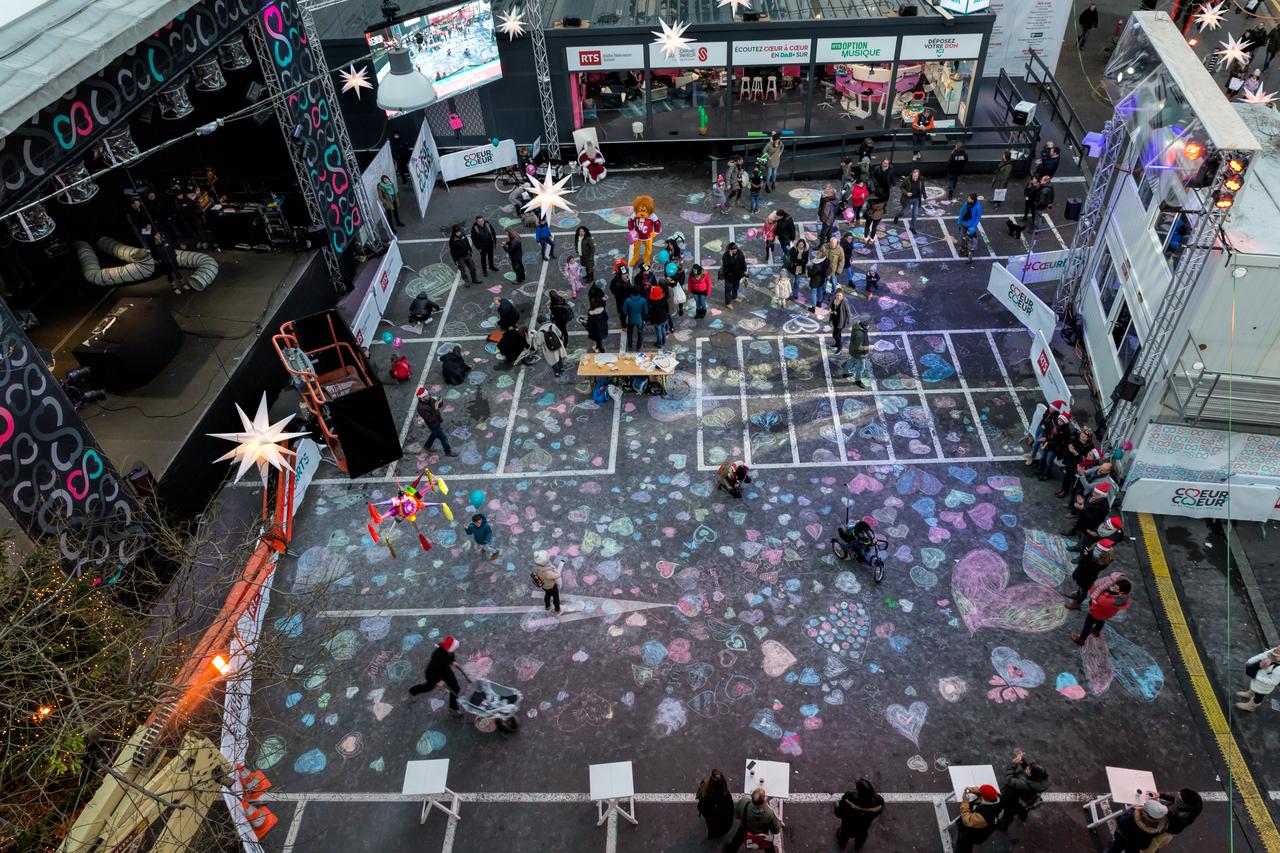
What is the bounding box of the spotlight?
[64,366,93,385]
[1224,175,1243,192]
[1228,158,1246,173]
[211,654,231,676]
[1183,141,1202,160]
[1214,192,1234,209]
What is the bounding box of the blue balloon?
[655,249,671,265]
[469,490,486,508]
[380,330,395,344]
[665,262,678,276]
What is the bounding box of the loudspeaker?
[1065,197,1083,221]
[561,16,582,26]
[1114,374,1145,402]
[899,4,918,14]
[743,11,762,20]
[1011,100,1036,126]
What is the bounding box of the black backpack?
[542,327,562,351]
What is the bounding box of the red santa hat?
[978,785,1000,802]
[1108,516,1123,529]
[1050,400,1067,411]
[1092,482,1112,497]
[439,636,459,653]
[415,387,427,398]
[1095,538,1115,552]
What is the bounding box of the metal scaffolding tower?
[526,1,563,159]
[1053,115,1129,317]
[1104,155,1240,449]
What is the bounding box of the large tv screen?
[365,0,502,105]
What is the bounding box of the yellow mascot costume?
[628,195,661,267]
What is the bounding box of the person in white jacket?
[1236,646,1280,711]
[533,313,567,377]
[533,550,564,614]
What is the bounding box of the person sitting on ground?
[494,296,520,331]
[497,325,534,364]
[716,460,753,499]
[409,293,440,324]
[440,345,472,385]
[389,354,412,383]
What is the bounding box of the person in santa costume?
[578,140,607,184]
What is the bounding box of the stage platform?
[23,248,336,516]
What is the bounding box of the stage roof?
[0,0,201,138]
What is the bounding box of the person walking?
[377,174,406,230]
[946,142,969,200]
[762,210,780,264]
[1105,799,1168,853]
[407,636,466,713]
[813,235,845,310]
[834,778,883,851]
[726,788,782,853]
[838,230,858,287]
[992,150,1013,209]
[897,168,926,232]
[1150,789,1203,849]
[548,290,573,349]
[532,550,564,614]
[470,215,497,276]
[748,166,765,214]
[449,224,480,285]
[995,750,1049,838]
[829,288,852,353]
[535,311,568,377]
[864,196,887,243]
[955,785,1002,853]
[464,512,500,560]
[1072,577,1132,645]
[785,238,810,304]
[622,287,649,351]
[504,228,526,283]
[818,185,839,245]
[574,225,596,281]
[726,155,745,208]
[586,288,610,353]
[844,317,873,387]
[720,242,747,309]
[535,216,555,260]
[416,389,459,457]
[1064,538,1115,610]
[869,158,895,203]
[646,277,671,348]
[849,177,870,226]
[688,263,713,319]
[775,209,796,255]
[957,192,983,261]
[1021,175,1041,224]
[1078,3,1099,48]
[697,770,735,840]
[762,131,785,192]
[1235,646,1280,711]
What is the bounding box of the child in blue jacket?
[464,513,500,561]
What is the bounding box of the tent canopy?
[0,0,201,138]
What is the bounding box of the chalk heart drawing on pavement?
[803,600,872,662]
[885,701,928,747]
[987,646,1045,704]
[1082,627,1165,702]
[1022,529,1071,587]
[952,548,1067,634]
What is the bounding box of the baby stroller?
[457,678,523,734]
[831,508,888,583]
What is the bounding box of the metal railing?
[1166,333,1280,426]
[1023,50,1090,167]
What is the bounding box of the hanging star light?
[651,17,693,59]
[1193,1,1226,31]
[1242,87,1279,106]
[498,6,527,40]
[1215,34,1254,70]
[520,170,575,220]
[717,0,752,13]
[208,394,309,485]
[339,64,373,99]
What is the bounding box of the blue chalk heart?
[988,532,1009,551]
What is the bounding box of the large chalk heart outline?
[989,646,1045,689]
[952,549,1067,634]
[803,600,871,663]
[885,701,928,747]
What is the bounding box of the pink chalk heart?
[657,560,676,578]
[778,731,803,756]
[966,503,998,530]
[927,525,951,544]
[908,439,932,455]
[1056,672,1087,700]
[952,549,1068,635]
[939,511,967,530]
[849,473,883,494]
[739,608,765,625]
[806,523,824,541]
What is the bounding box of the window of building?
[895,59,977,128]
[648,67,727,139]
[730,64,809,136]
[569,70,645,141]
[813,63,893,133]
[1111,298,1141,369]
[1098,250,1123,317]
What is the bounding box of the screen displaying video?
[365,0,502,108]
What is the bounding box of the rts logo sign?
[578,49,602,66]
[1036,350,1050,377]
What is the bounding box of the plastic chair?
[765,77,779,101]
[750,77,764,100]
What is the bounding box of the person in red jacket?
[686,263,713,320]
[1073,577,1131,645]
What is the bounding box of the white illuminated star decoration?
[498,6,527,40]
[717,0,752,13]
[339,64,373,99]
[520,170,575,220]
[651,17,693,59]
[1193,1,1226,31]
[1242,86,1279,106]
[209,394,309,484]
[1215,34,1254,69]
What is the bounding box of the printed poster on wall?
[648,41,728,68]
[815,36,897,64]
[732,39,811,66]
[1123,478,1280,522]
[987,263,1058,341]
[899,33,985,61]
[983,0,1072,77]
[1030,329,1071,407]
[408,118,440,219]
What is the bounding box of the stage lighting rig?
[62,367,108,409]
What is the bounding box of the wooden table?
[577,352,678,394]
